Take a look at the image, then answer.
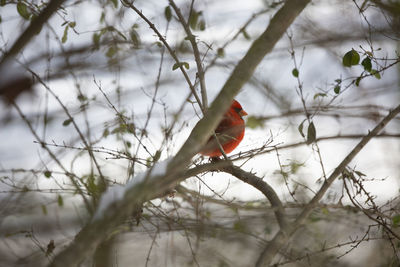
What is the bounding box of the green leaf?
[298,120,305,138]
[92,33,101,48]
[321,207,329,215]
[290,160,305,174]
[189,10,199,30]
[106,46,117,58]
[306,121,316,145]
[130,28,140,47]
[44,171,52,178]
[242,30,251,40]
[370,69,381,79]
[172,63,180,70]
[57,195,64,207]
[100,27,109,35]
[126,123,135,133]
[334,85,340,94]
[292,68,299,77]
[110,0,118,8]
[100,12,105,23]
[164,6,172,22]
[62,25,69,44]
[86,175,99,196]
[233,220,247,232]
[361,57,372,71]
[62,118,72,126]
[392,215,400,227]
[360,0,368,11]
[355,76,361,86]
[342,49,360,67]
[172,62,189,70]
[310,214,321,222]
[41,205,48,215]
[313,93,327,99]
[77,94,87,102]
[17,1,31,20]
[217,48,224,58]
[0,0,6,6]
[198,20,206,31]
[153,150,161,162]
[102,128,109,138]
[146,157,152,167]
[246,116,265,129]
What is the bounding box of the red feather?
[200,100,247,157]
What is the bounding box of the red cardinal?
[200,100,247,157]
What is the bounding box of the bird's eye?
[234,107,242,113]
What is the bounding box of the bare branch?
[221,163,288,230]
[255,104,400,266]
[121,0,204,113]
[169,0,208,109]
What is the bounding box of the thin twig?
[0,0,65,65]
[121,0,204,113]
[11,101,93,213]
[169,0,208,109]
[255,103,400,266]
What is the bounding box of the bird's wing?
[214,117,244,141]
[202,118,244,150]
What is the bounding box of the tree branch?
[221,163,288,230]
[0,0,65,65]
[121,0,204,113]
[169,0,208,109]
[255,103,400,266]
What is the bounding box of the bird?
[200,99,247,157]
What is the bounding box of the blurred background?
[0,0,399,266]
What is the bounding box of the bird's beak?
[239,110,248,117]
